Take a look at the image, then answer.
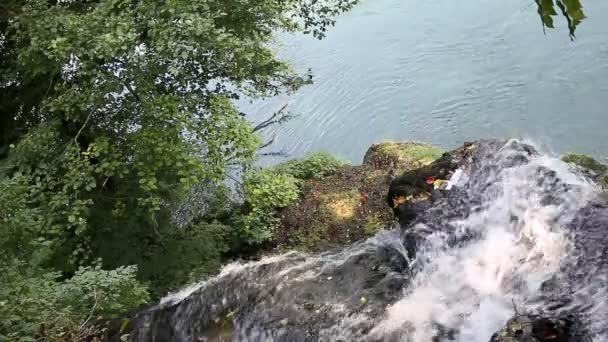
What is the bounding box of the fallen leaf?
[393,196,408,208]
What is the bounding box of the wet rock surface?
[121,140,608,342]
[489,314,591,342]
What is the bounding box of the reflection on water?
[242,0,607,164]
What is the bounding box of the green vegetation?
[536,0,585,39]
[0,0,356,339]
[377,142,444,165]
[562,153,608,188]
[1,262,148,341]
[362,214,384,236]
[239,152,346,244]
[562,153,608,175]
[273,151,346,179]
[240,170,301,243]
[365,142,444,169]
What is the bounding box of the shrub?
[0,261,149,341]
[273,152,346,180]
[240,170,300,243]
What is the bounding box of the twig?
[512,298,522,316]
[0,3,16,16]
[121,79,142,102]
[257,150,287,157]
[79,289,99,331]
[43,76,55,100]
[227,173,243,187]
[100,176,110,191]
[74,112,93,147]
[252,104,289,132]
[259,135,276,150]
[151,215,168,251]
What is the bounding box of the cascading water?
[129,140,608,342]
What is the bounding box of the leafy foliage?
[0,0,356,339]
[536,0,586,39]
[273,152,345,179]
[237,152,345,243]
[240,170,301,243]
[0,261,148,341]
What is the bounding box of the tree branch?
[74,112,93,148]
[121,79,142,102]
[252,104,290,132]
[0,3,16,17]
[259,134,276,150]
[79,289,98,331]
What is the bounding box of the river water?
[244,0,608,164]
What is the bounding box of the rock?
[363,142,444,170]
[489,314,591,342]
[386,151,458,227]
[277,141,446,251]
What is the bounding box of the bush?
[239,170,300,243]
[273,152,345,180]
[139,222,229,295]
[235,152,344,244]
[0,261,149,341]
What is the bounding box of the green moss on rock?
[363,142,444,170]
[562,153,608,175]
[562,153,608,188]
[276,142,445,252]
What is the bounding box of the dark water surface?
[243,0,608,163]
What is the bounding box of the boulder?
[276,142,445,251]
[490,314,591,342]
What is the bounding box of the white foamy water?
[371,141,596,341]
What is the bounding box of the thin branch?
[259,135,276,150]
[0,3,16,16]
[100,176,110,191]
[43,76,55,100]
[79,289,99,331]
[121,79,142,102]
[74,112,93,147]
[227,173,243,187]
[151,216,168,251]
[252,104,289,132]
[257,150,288,157]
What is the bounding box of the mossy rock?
[562,153,607,175]
[363,142,444,170]
[276,141,444,252]
[318,190,361,223]
[562,153,608,188]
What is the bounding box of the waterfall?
[130,140,608,342]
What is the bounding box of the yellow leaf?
[392,196,408,208]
